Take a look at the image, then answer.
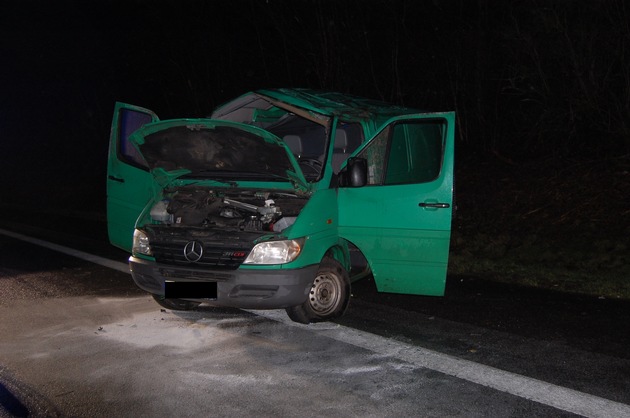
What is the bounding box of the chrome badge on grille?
[183,240,204,262]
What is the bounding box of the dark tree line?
[129,0,630,161]
[4,0,630,168]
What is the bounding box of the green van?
[107,89,455,323]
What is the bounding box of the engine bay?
[148,186,307,233]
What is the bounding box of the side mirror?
[339,157,367,188]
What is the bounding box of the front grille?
[147,226,256,270]
[151,241,249,269]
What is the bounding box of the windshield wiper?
[182,169,289,182]
[179,170,239,185]
[232,171,291,181]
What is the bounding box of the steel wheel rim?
[308,272,341,315]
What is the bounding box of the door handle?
[419,202,450,208]
[108,175,125,183]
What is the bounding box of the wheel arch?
[324,239,351,272]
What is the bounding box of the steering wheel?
[298,158,323,177]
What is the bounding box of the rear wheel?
[152,294,200,311]
[286,257,350,324]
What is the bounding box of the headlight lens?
[243,238,305,265]
[132,229,152,256]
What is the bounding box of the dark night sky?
[0,1,304,207]
[2,0,629,211]
[1,0,431,208]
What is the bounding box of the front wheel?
[152,294,200,311]
[286,257,350,324]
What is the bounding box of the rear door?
[337,112,455,296]
[107,102,159,252]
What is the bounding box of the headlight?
[132,229,152,256]
[243,238,305,265]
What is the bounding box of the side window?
[332,122,364,173]
[356,126,390,184]
[119,109,152,168]
[357,120,444,185]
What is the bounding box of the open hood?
[128,119,309,191]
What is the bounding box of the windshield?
[138,125,295,181]
[211,94,330,181]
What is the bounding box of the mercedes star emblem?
[183,240,204,262]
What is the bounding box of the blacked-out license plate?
[164,281,218,299]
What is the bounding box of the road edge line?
[0,228,129,274]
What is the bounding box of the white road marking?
[3,227,630,418]
[0,228,129,274]
[251,310,630,418]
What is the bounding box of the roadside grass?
[449,249,630,300]
[451,154,630,300]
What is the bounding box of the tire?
[286,257,350,324]
[152,294,201,311]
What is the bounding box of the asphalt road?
[0,209,629,417]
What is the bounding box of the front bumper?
[129,256,318,309]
